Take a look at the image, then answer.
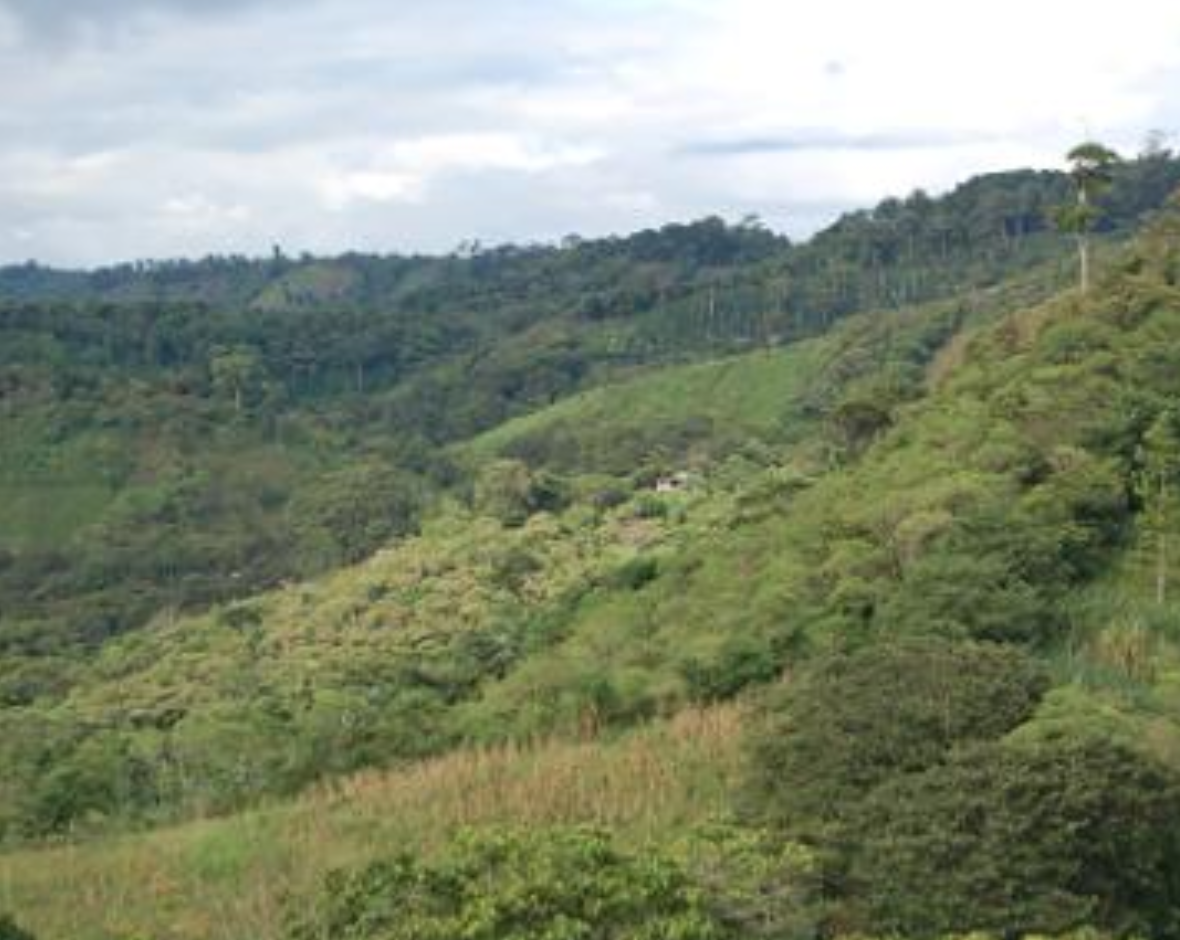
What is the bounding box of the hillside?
[4,164,1130,676]
[0,261,1065,841]
[6,157,1180,939]
[0,708,741,940]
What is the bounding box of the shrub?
[847,737,1180,939]
[289,461,425,568]
[676,824,819,940]
[631,493,669,519]
[680,639,781,703]
[288,826,725,940]
[604,556,660,591]
[741,638,1047,835]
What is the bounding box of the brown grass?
[0,706,743,940]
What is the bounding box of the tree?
[1054,141,1121,293]
[675,825,819,940]
[288,462,425,570]
[472,460,569,527]
[741,639,1047,837]
[847,738,1180,939]
[209,345,262,414]
[1136,411,1180,604]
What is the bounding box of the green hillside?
[0,266,1057,842]
[0,708,742,940]
[464,266,1056,478]
[7,158,1180,939]
[2,164,1115,667]
[465,342,824,468]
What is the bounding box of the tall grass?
[0,706,743,940]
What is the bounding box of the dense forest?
[5,147,1180,939]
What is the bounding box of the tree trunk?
[1157,530,1167,605]
[1158,467,1168,605]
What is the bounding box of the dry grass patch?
[0,706,742,940]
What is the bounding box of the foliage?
[741,639,1047,835]
[1054,142,1123,292]
[0,708,742,940]
[4,162,1180,940]
[287,461,426,570]
[3,157,1180,856]
[1133,410,1180,603]
[847,737,1180,939]
[674,825,819,940]
[287,827,725,940]
[5,156,1171,663]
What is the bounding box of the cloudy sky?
[2,0,1179,267]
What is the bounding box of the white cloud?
[1,0,1179,264]
[317,133,605,211]
[161,193,251,227]
[387,133,605,175]
[320,170,423,210]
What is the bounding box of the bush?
[676,824,819,940]
[741,638,1047,835]
[680,638,781,703]
[289,461,425,569]
[288,827,725,940]
[604,555,660,591]
[631,493,669,519]
[848,737,1180,939]
[473,460,570,527]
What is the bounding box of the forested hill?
[9,142,1180,939]
[3,154,1179,439]
[0,153,1176,677]
[8,159,1180,940]
[5,154,1179,319]
[0,148,1179,840]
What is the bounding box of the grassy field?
[465,339,827,467]
[0,706,742,940]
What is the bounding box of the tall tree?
[209,345,262,414]
[1054,141,1120,293]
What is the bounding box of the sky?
[2,0,1180,267]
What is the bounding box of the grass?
[0,705,743,940]
[465,339,827,465]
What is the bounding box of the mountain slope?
[6,156,1176,669]
[0,236,1123,839]
[6,188,1180,940]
